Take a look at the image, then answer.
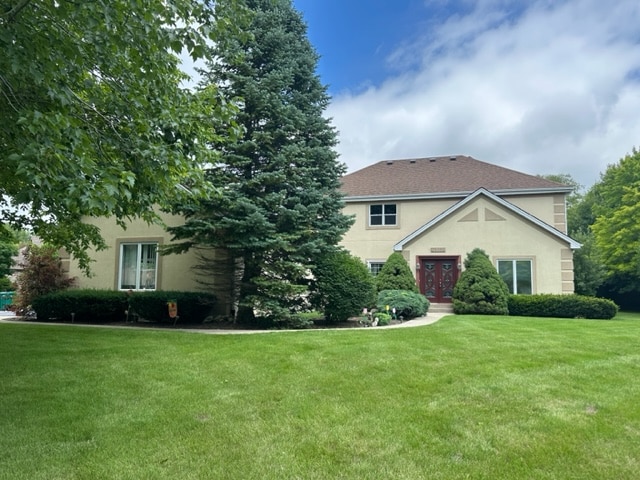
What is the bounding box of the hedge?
[127,290,216,323]
[508,294,618,320]
[32,290,128,323]
[31,289,217,324]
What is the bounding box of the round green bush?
[376,289,430,319]
[312,250,377,323]
[453,248,509,315]
[375,252,419,292]
[374,312,392,326]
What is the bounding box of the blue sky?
[293,0,434,94]
[291,0,640,188]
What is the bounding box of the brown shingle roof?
[340,155,569,198]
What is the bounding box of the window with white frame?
[369,203,397,226]
[497,259,532,294]
[118,242,158,290]
[368,261,385,276]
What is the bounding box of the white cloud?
[329,0,640,188]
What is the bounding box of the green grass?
[1,313,640,479]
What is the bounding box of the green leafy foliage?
[312,251,376,323]
[583,149,640,296]
[376,290,429,319]
[0,277,15,291]
[0,0,243,271]
[13,244,74,313]
[32,290,128,322]
[167,0,353,323]
[597,275,640,312]
[374,312,392,326]
[30,289,217,323]
[375,252,418,292]
[0,240,17,278]
[127,291,216,323]
[508,294,618,320]
[571,230,605,296]
[453,248,510,315]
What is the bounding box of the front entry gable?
[393,188,581,252]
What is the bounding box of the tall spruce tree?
[167,0,353,324]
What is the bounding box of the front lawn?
[1,313,639,479]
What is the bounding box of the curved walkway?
[0,312,449,335]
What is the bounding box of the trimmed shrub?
[127,291,216,323]
[312,250,377,323]
[377,289,430,319]
[508,294,618,320]
[453,248,510,315]
[375,252,419,292]
[32,290,128,322]
[31,289,217,323]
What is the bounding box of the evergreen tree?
[375,252,418,292]
[167,0,353,324]
[453,248,509,315]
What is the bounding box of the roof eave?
[343,187,574,203]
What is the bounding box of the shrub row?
[32,290,128,323]
[31,289,216,323]
[508,294,618,320]
[128,290,217,323]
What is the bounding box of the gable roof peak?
[393,187,581,251]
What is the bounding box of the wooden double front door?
[418,257,459,304]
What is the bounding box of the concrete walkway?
[0,312,450,335]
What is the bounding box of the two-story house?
[65,155,580,312]
[339,155,580,304]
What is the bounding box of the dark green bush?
[127,291,216,323]
[453,248,510,315]
[31,289,217,323]
[375,252,419,292]
[508,294,618,319]
[32,290,128,322]
[377,289,430,319]
[311,250,377,323]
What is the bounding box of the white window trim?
[117,241,160,291]
[367,260,386,276]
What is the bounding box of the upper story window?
[497,259,532,295]
[369,204,397,226]
[118,242,158,290]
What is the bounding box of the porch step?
[429,303,454,314]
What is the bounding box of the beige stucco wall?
[341,198,457,262]
[67,213,208,293]
[340,193,574,294]
[502,194,567,233]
